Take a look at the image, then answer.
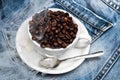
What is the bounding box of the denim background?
[0,0,120,80]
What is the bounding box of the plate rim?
[16,8,91,74]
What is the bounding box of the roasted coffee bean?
[60,26,63,29]
[55,34,58,38]
[50,32,54,35]
[70,39,73,43]
[55,30,59,33]
[62,42,67,48]
[59,33,64,38]
[53,42,58,46]
[66,26,69,29]
[69,27,74,31]
[45,33,48,38]
[46,28,50,32]
[63,23,67,27]
[46,43,50,47]
[72,34,76,38]
[41,43,46,48]
[35,30,39,35]
[74,24,78,28]
[70,32,74,36]
[64,17,68,21]
[43,40,47,44]
[66,33,71,39]
[51,19,57,27]
[62,30,66,33]
[32,36,37,40]
[29,20,34,26]
[65,13,69,17]
[29,29,33,33]
[74,29,78,33]
[49,36,53,40]
[57,24,61,27]
[51,27,56,30]
[57,38,63,44]
[29,10,78,49]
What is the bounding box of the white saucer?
[16,13,91,74]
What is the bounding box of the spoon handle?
[61,51,104,61]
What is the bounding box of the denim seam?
[1,28,14,49]
[55,0,111,30]
[94,44,120,80]
[55,0,112,42]
[1,26,54,77]
[101,0,120,14]
[1,2,32,50]
[1,28,29,68]
[2,28,23,51]
[2,1,32,23]
[1,28,20,63]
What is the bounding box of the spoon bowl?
[39,51,104,68]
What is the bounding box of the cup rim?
[28,8,80,51]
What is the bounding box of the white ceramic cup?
[28,8,91,57]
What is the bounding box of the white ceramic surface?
[16,9,91,74]
[28,8,91,57]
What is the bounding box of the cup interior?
[28,8,81,53]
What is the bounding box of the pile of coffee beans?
[29,10,78,48]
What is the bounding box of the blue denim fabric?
[0,0,120,80]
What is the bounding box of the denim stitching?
[1,28,14,49]
[55,0,112,42]
[3,2,32,25]
[92,22,112,42]
[94,44,120,80]
[1,27,31,69]
[2,1,52,51]
[1,28,20,62]
[101,0,120,14]
[1,2,33,50]
[56,0,109,30]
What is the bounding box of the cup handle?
[75,34,91,48]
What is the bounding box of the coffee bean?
[45,33,48,37]
[57,38,62,44]
[46,28,50,32]
[43,40,47,44]
[55,34,58,38]
[55,30,59,33]
[29,20,34,26]
[49,36,52,40]
[29,10,78,49]
[66,26,69,29]
[70,32,74,36]
[59,33,64,38]
[51,19,57,27]
[41,43,46,48]
[62,42,67,48]
[51,27,56,30]
[64,17,68,21]
[74,29,78,33]
[57,24,61,27]
[46,44,50,47]
[70,39,73,43]
[63,23,67,27]
[74,24,78,28]
[65,13,69,16]
[70,27,74,31]
[32,36,37,40]
[35,30,39,35]
[53,42,58,46]
[62,30,66,33]
[60,26,63,29]
[66,33,71,39]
